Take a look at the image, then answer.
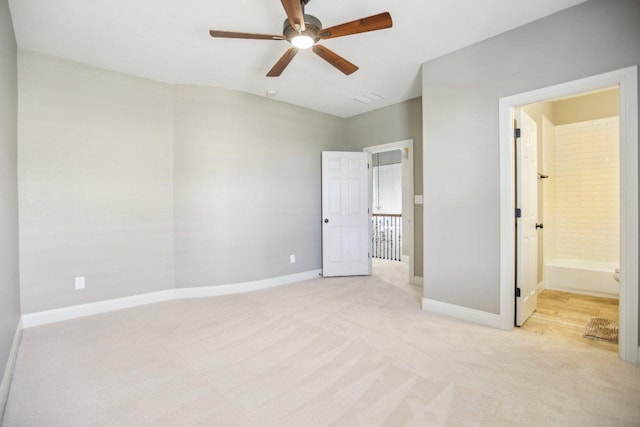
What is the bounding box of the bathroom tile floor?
[520,289,619,352]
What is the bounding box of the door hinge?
[514,128,521,139]
[368,252,371,258]
[368,163,370,169]
[368,208,370,213]
[515,288,521,298]
[515,208,522,218]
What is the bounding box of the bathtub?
[545,258,619,298]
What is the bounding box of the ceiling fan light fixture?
[291,35,314,49]
[209,6,393,77]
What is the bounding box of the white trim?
[22,269,322,328]
[0,320,23,421]
[173,269,321,299]
[363,139,416,284]
[499,95,517,331]
[363,139,412,154]
[22,290,175,328]
[618,66,639,364]
[367,151,373,275]
[422,298,502,329]
[499,66,639,363]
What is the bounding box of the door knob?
[324,218,329,224]
[536,223,544,229]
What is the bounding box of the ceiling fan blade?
[318,12,392,40]
[281,0,305,32]
[267,47,299,77]
[210,30,286,40]
[312,45,358,75]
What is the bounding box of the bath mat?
[584,318,619,343]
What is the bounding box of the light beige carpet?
[3,274,640,426]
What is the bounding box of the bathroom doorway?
[516,88,621,352]
[498,67,638,363]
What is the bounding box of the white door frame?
[498,66,639,363]
[363,139,417,285]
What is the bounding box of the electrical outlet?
[75,276,85,290]
[290,254,296,264]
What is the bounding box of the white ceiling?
[9,0,588,118]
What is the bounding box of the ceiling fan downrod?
[300,0,310,19]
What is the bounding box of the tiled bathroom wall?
[553,117,619,262]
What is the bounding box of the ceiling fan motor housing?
[283,14,322,42]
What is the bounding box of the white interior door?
[516,110,539,326]
[322,151,371,277]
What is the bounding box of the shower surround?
[543,116,620,296]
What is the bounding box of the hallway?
[372,258,422,301]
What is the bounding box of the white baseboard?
[422,298,502,329]
[412,276,424,286]
[22,269,322,328]
[174,269,321,299]
[0,320,23,421]
[22,290,175,328]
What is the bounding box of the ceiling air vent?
[353,92,384,104]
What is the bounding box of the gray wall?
[0,0,20,388]
[18,51,175,314]
[173,85,345,287]
[17,50,348,310]
[421,0,640,314]
[345,97,424,276]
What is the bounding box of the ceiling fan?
[209,0,392,77]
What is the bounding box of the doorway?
[515,89,621,353]
[363,140,418,292]
[498,67,638,363]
